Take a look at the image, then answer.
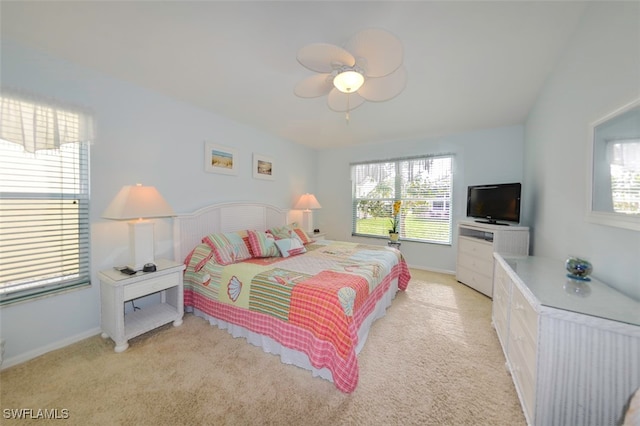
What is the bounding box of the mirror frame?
[587,98,640,231]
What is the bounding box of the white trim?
[0,327,101,370]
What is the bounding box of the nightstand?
[387,241,401,250]
[99,258,185,352]
[312,232,327,240]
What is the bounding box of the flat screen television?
[466,183,521,225]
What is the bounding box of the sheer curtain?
[0,91,96,153]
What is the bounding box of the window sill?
[0,281,91,308]
[351,233,451,246]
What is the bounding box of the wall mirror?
[588,98,640,231]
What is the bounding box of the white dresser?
[456,220,529,297]
[493,254,640,426]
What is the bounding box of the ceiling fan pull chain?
[346,94,351,124]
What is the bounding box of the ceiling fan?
[294,28,407,121]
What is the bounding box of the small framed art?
[253,154,274,180]
[204,142,237,175]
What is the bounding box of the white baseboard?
[407,263,455,275]
[0,327,101,370]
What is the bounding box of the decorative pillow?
[289,224,312,245]
[184,243,217,272]
[247,230,280,258]
[202,232,252,265]
[267,223,312,244]
[267,225,291,240]
[235,229,256,257]
[275,236,307,258]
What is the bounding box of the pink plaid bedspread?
[183,241,411,392]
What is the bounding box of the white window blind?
[0,94,91,305]
[351,155,453,244]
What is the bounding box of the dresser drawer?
[493,282,510,321]
[457,251,494,278]
[493,266,510,302]
[511,284,538,341]
[493,263,510,294]
[493,303,509,349]
[459,236,493,261]
[123,273,180,301]
[509,335,536,421]
[457,265,493,296]
[509,309,537,376]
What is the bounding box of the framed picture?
[253,153,274,180]
[204,142,237,175]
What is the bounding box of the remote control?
[120,267,136,275]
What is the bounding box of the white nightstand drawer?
[123,273,180,301]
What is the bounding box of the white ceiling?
[0,1,587,150]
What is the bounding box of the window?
[0,94,93,305]
[589,99,640,231]
[608,139,640,215]
[351,155,453,244]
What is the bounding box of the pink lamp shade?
[102,184,175,220]
[103,184,174,271]
[293,193,322,211]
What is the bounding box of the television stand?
[456,220,529,297]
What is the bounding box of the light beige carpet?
[0,269,526,425]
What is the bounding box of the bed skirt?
[186,276,400,384]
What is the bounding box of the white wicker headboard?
[173,202,290,262]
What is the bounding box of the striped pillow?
[202,232,252,265]
[290,226,312,245]
[247,230,280,258]
[184,242,215,270]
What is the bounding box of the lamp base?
[128,220,155,271]
[300,210,314,234]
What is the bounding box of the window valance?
[0,90,96,153]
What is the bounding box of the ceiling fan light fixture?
[333,68,364,93]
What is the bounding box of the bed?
[173,202,410,393]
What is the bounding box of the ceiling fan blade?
[294,74,334,98]
[358,65,407,102]
[346,28,403,78]
[297,43,355,73]
[327,89,366,112]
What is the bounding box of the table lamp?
[102,184,175,271]
[293,193,322,234]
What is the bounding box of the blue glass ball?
[565,257,593,281]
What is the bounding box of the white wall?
[316,125,524,273]
[0,40,317,366]
[523,1,640,300]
